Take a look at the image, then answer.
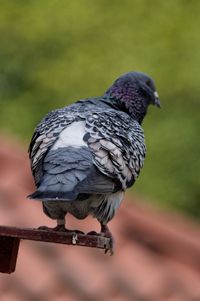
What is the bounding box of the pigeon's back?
[29,97,118,188]
[29,96,145,201]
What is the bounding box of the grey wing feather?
[84,111,146,190]
[28,107,83,185]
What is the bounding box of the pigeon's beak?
[154,91,161,108]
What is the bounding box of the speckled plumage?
[28,71,160,234]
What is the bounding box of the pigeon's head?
[105,71,160,124]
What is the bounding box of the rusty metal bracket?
[0,225,112,274]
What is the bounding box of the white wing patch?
[52,121,87,150]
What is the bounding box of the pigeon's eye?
[145,79,155,91]
[146,80,151,87]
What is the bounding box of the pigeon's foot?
[87,230,99,236]
[38,225,84,234]
[100,223,114,255]
[53,225,67,232]
[38,225,66,232]
[38,225,54,231]
[87,226,114,255]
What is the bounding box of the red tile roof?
[0,136,200,301]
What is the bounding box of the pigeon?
[28,71,160,253]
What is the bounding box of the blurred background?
[0,1,200,300]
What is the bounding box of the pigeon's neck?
[102,94,147,125]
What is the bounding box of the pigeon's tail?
[27,189,78,201]
[27,146,94,202]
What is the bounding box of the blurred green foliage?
[0,0,200,217]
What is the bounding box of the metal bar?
[0,225,110,249]
[0,225,112,274]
